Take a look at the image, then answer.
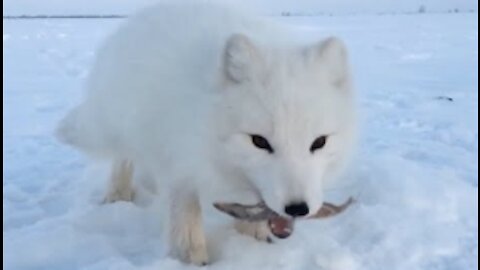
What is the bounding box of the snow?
[2,0,477,16]
[3,13,478,270]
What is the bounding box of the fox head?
[213,34,356,218]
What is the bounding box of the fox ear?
[308,37,350,89]
[222,34,264,84]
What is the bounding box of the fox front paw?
[234,220,272,243]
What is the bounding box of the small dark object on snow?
[436,96,454,102]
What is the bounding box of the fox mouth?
[213,197,354,239]
[213,200,295,238]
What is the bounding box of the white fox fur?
[57,1,356,265]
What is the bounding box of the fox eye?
[250,135,274,153]
[310,135,328,153]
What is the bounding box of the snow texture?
[3,13,478,270]
[2,0,477,15]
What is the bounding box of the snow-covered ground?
[3,13,478,270]
[3,0,477,16]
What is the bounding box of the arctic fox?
[57,2,356,265]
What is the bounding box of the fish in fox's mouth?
[213,197,354,239]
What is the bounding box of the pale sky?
[3,0,478,15]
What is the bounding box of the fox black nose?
[284,202,309,217]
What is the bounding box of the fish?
[214,197,354,238]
